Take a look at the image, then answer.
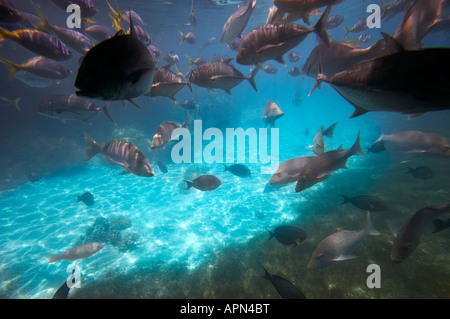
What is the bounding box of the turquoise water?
[0,0,449,299]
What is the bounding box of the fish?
[34,5,94,54]
[178,100,199,111]
[432,218,450,234]
[147,45,162,63]
[0,0,22,24]
[221,0,256,45]
[265,5,285,25]
[52,280,71,299]
[13,70,55,88]
[312,127,325,155]
[296,131,366,192]
[308,212,380,269]
[163,51,180,65]
[85,24,115,42]
[48,242,103,263]
[37,94,115,124]
[268,225,307,246]
[75,15,155,102]
[223,163,251,178]
[263,268,306,299]
[391,202,450,263]
[187,56,208,68]
[184,175,221,191]
[0,95,20,111]
[128,25,152,45]
[268,156,313,185]
[406,166,433,180]
[339,195,388,212]
[344,18,368,36]
[189,0,197,27]
[201,37,216,49]
[368,131,450,158]
[188,59,258,94]
[381,0,410,22]
[228,36,242,51]
[287,51,301,62]
[180,31,196,45]
[156,160,168,173]
[310,47,450,118]
[236,5,331,66]
[273,0,343,25]
[147,65,192,101]
[0,56,71,79]
[326,14,344,29]
[0,27,72,61]
[262,64,278,74]
[77,191,94,206]
[151,118,190,149]
[84,133,154,177]
[287,66,302,77]
[263,100,284,128]
[322,122,337,138]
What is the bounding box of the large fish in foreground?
[310,47,450,118]
[75,16,155,102]
[296,132,366,192]
[236,5,331,66]
[84,133,154,177]
[221,0,256,45]
[308,212,380,269]
[391,202,450,263]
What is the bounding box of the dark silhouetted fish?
[146,65,192,101]
[84,133,154,177]
[432,218,450,234]
[296,131,366,192]
[52,280,71,299]
[0,0,22,24]
[189,59,258,94]
[263,268,306,299]
[308,212,379,269]
[236,5,331,66]
[406,166,433,180]
[340,195,388,212]
[47,242,103,263]
[224,163,251,177]
[0,95,20,111]
[37,94,115,124]
[263,100,284,128]
[268,225,307,246]
[77,191,94,206]
[184,175,221,191]
[156,160,168,173]
[391,202,450,263]
[310,48,450,118]
[221,0,256,45]
[75,16,155,102]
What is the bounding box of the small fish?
[432,218,450,233]
[262,64,278,74]
[287,51,302,62]
[263,268,306,299]
[263,100,284,128]
[201,37,216,49]
[305,127,309,136]
[268,225,307,246]
[47,242,103,263]
[292,91,303,107]
[273,0,343,25]
[221,0,256,45]
[84,133,154,177]
[287,66,302,77]
[180,31,196,45]
[0,95,20,111]
[406,166,433,180]
[224,163,251,178]
[156,160,168,173]
[163,51,180,65]
[344,17,368,36]
[340,195,388,212]
[85,24,115,42]
[77,191,94,206]
[326,14,344,29]
[308,212,380,269]
[178,100,199,111]
[13,70,54,88]
[391,202,450,263]
[184,175,221,191]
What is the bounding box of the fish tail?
[350,131,366,157]
[33,2,51,30]
[364,211,380,236]
[0,57,21,79]
[77,195,81,202]
[247,66,259,93]
[11,97,21,112]
[84,132,102,161]
[101,102,116,125]
[339,195,351,205]
[314,5,331,46]
[223,164,228,172]
[186,55,195,68]
[179,31,185,45]
[0,27,15,42]
[184,180,194,189]
[432,218,449,234]
[47,254,60,263]
[406,167,413,174]
[127,98,143,110]
[344,26,350,37]
[262,267,271,280]
[267,229,275,240]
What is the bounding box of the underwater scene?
[0,0,449,300]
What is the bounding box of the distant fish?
[263,100,284,128]
[432,218,450,234]
[263,268,306,299]
[0,0,22,23]
[147,65,192,101]
[305,127,309,136]
[287,51,302,62]
[326,14,344,29]
[391,202,450,263]
[184,175,221,191]
[273,0,342,25]
[339,195,388,212]
[308,212,380,269]
[163,51,180,65]
[406,166,433,180]
[287,66,302,77]
[189,0,197,27]
[312,127,325,155]
[268,225,307,246]
[0,56,71,80]
[262,64,278,74]
[13,70,54,88]
[0,95,20,111]
[47,242,103,263]
[221,0,256,45]
[201,37,216,49]
[156,160,168,173]
[77,191,94,206]
[85,24,115,42]
[344,17,368,36]
[151,118,190,149]
[178,100,199,111]
[224,163,251,178]
[84,133,154,177]
[180,31,196,45]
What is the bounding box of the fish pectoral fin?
[334,255,357,262]
[256,42,287,54]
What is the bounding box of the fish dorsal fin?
[222,58,234,65]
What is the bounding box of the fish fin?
[0,57,21,79]
[184,180,194,189]
[407,113,425,120]
[187,82,193,94]
[127,98,143,110]
[308,73,325,96]
[101,102,116,125]
[119,169,131,175]
[364,211,380,236]
[225,89,232,95]
[349,105,368,119]
[247,66,259,92]
[387,221,399,237]
[179,31,185,45]
[314,5,331,46]
[334,255,357,262]
[350,131,367,157]
[47,254,60,263]
[380,32,404,53]
[84,132,102,161]
[10,97,21,112]
[186,55,195,68]
[267,229,275,240]
[301,11,310,25]
[256,42,285,53]
[77,195,81,202]
[223,164,228,172]
[339,194,351,205]
[32,2,52,30]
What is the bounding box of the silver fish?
[47,242,103,263]
[147,65,192,101]
[263,100,284,128]
[221,0,256,45]
[268,156,313,185]
[0,56,71,79]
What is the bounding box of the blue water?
[0,0,449,299]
